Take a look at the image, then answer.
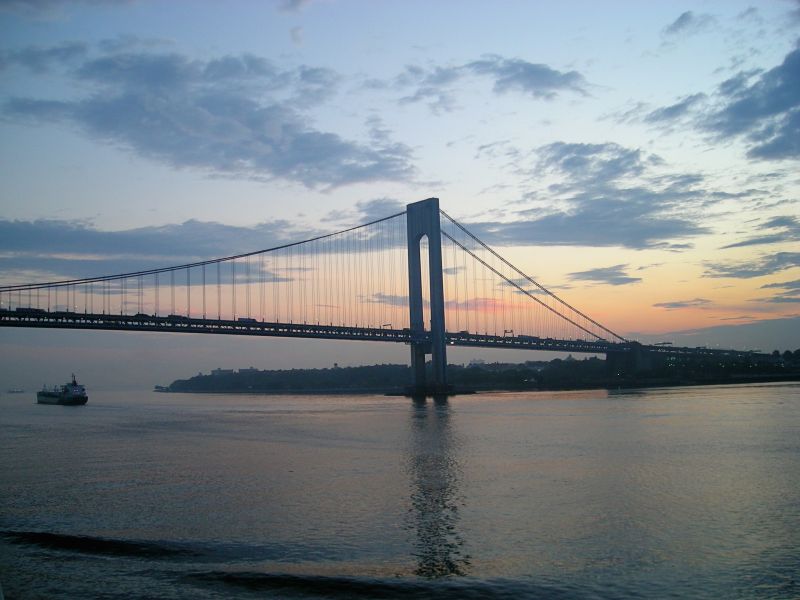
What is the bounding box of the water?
[1,383,799,599]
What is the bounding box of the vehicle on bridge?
[15,307,46,314]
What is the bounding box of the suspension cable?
[439,209,626,342]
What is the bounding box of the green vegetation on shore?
[161,350,800,394]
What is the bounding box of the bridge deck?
[0,309,762,359]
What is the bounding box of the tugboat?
[37,374,88,405]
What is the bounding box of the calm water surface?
[1,383,799,599]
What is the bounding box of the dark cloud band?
[2,47,415,188]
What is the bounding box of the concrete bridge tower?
[406,198,449,395]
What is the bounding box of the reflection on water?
[2,385,799,598]
[405,397,470,577]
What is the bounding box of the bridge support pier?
[406,198,450,396]
[606,342,655,375]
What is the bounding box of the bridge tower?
[406,198,449,395]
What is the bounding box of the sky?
[1,0,799,389]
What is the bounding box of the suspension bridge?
[0,198,760,394]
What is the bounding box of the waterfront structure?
[0,199,766,395]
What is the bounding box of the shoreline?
[156,373,800,396]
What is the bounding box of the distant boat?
[6,388,25,394]
[37,374,88,406]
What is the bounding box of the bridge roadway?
[0,308,762,360]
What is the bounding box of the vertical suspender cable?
[216,262,221,320]
[232,259,236,320]
[259,253,264,322]
[187,267,191,318]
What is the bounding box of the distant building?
[211,368,234,377]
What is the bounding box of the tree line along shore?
[159,350,800,394]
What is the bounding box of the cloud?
[757,278,800,304]
[644,93,706,123]
[366,293,408,307]
[0,204,414,283]
[2,48,415,188]
[290,26,304,45]
[722,233,795,249]
[462,142,710,249]
[653,298,712,310]
[636,263,664,271]
[76,51,198,85]
[761,295,800,303]
[747,110,800,160]
[397,65,462,113]
[704,252,800,278]
[535,141,653,185]
[634,316,800,352]
[736,7,761,24]
[700,41,800,160]
[721,214,800,248]
[278,0,312,12]
[761,279,800,290]
[393,55,587,113]
[0,0,132,16]
[567,264,641,286]
[789,0,800,24]
[640,42,800,161]
[322,197,405,226]
[717,69,762,97]
[465,55,587,99]
[0,41,88,72]
[470,201,706,249]
[292,65,342,107]
[354,198,406,222]
[97,34,168,54]
[663,11,716,37]
[0,218,322,281]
